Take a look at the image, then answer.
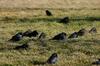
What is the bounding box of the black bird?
[89,27,97,34]
[68,32,78,39]
[14,43,29,50]
[78,28,87,36]
[29,30,38,37]
[10,32,23,41]
[23,30,38,38]
[51,32,67,40]
[45,10,52,16]
[60,17,69,24]
[22,29,32,37]
[47,53,58,64]
[92,59,100,65]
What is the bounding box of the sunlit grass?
[0,9,100,66]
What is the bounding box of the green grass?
[0,9,100,66]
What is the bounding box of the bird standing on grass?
[45,10,53,16]
[60,17,69,24]
[51,32,67,41]
[10,32,23,41]
[23,30,38,38]
[89,27,97,34]
[47,53,58,64]
[22,29,32,37]
[78,28,87,36]
[38,32,47,46]
[68,32,78,39]
[92,59,100,66]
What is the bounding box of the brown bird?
[60,17,69,24]
[38,32,46,40]
[78,28,87,36]
[38,32,46,46]
[45,10,53,16]
[89,27,97,34]
[51,32,67,41]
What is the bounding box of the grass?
[0,0,100,9]
[0,9,100,66]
